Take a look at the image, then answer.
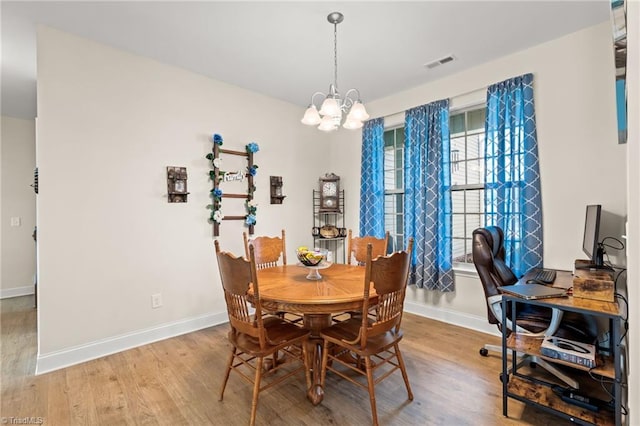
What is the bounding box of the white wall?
[35,26,328,372]
[328,22,627,331]
[625,0,638,421]
[1,116,36,298]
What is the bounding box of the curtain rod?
[380,84,488,125]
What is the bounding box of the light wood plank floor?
[1,295,569,425]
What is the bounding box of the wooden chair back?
[215,240,267,349]
[356,238,413,349]
[243,229,286,269]
[347,229,389,265]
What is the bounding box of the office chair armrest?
[489,295,564,337]
[488,295,517,332]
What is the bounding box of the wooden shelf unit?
[500,270,624,426]
[312,190,345,263]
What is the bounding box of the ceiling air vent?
[424,54,455,70]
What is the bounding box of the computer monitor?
[577,204,608,270]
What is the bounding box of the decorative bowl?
[319,225,339,239]
[296,247,325,266]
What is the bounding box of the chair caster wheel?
[479,348,489,356]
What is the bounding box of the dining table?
[255,262,373,405]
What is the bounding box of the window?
[383,127,404,252]
[382,106,487,265]
[450,107,486,265]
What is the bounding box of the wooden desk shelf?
[507,376,615,426]
[506,334,615,379]
[500,270,624,426]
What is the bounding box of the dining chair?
[333,230,390,323]
[347,229,389,265]
[320,238,414,426]
[215,240,311,426]
[243,229,303,323]
[243,229,286,269]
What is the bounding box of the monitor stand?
[574,263,615,272]
[574,247,614,272]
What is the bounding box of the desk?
[501,270,623,425]
[256,263,371,405]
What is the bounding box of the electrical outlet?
[151,293,162,309]
[10,217,21,227]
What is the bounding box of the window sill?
[453,263,478,277]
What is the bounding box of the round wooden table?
[256,263,373,405]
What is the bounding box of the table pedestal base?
[303,314,332,405]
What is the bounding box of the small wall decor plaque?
[167,166,189,203]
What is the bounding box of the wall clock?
[319,173,340,212]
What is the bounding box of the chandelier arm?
[310,91,327,107]
[343,88,361,109]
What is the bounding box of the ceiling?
[1,1,610,120]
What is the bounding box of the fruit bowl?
[296,247,325,266]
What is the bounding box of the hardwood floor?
[1,295,568,425]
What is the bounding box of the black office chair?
[472,226,597,389]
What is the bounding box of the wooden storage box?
[573,260,615,302]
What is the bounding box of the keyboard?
[533,269,557,284]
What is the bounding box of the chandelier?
[301,12,369,132]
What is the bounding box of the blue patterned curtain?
[359,118,385,238]
[484,73,542,277]
[404,100,454,291]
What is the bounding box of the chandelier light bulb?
[301,105,322,125]
[318,115,338,132]
[349,101,370,121]
[343,118,364,130]
[319,97,340,117]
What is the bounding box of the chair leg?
[250,357,264,426]
[482,343,503,354]
[395,343,413,400]
[364,356,379,426]
[219,347,236,401]
[530,356,580,389]
[483,343,580,389]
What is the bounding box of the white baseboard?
[0,285,35,299]
[34,303,498,375]
[404,300,500,337]
[35,311,228,375]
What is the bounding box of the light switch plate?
[10,217,21,227]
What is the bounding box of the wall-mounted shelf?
[270,176,286,204]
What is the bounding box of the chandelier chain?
[333,21,338,90]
